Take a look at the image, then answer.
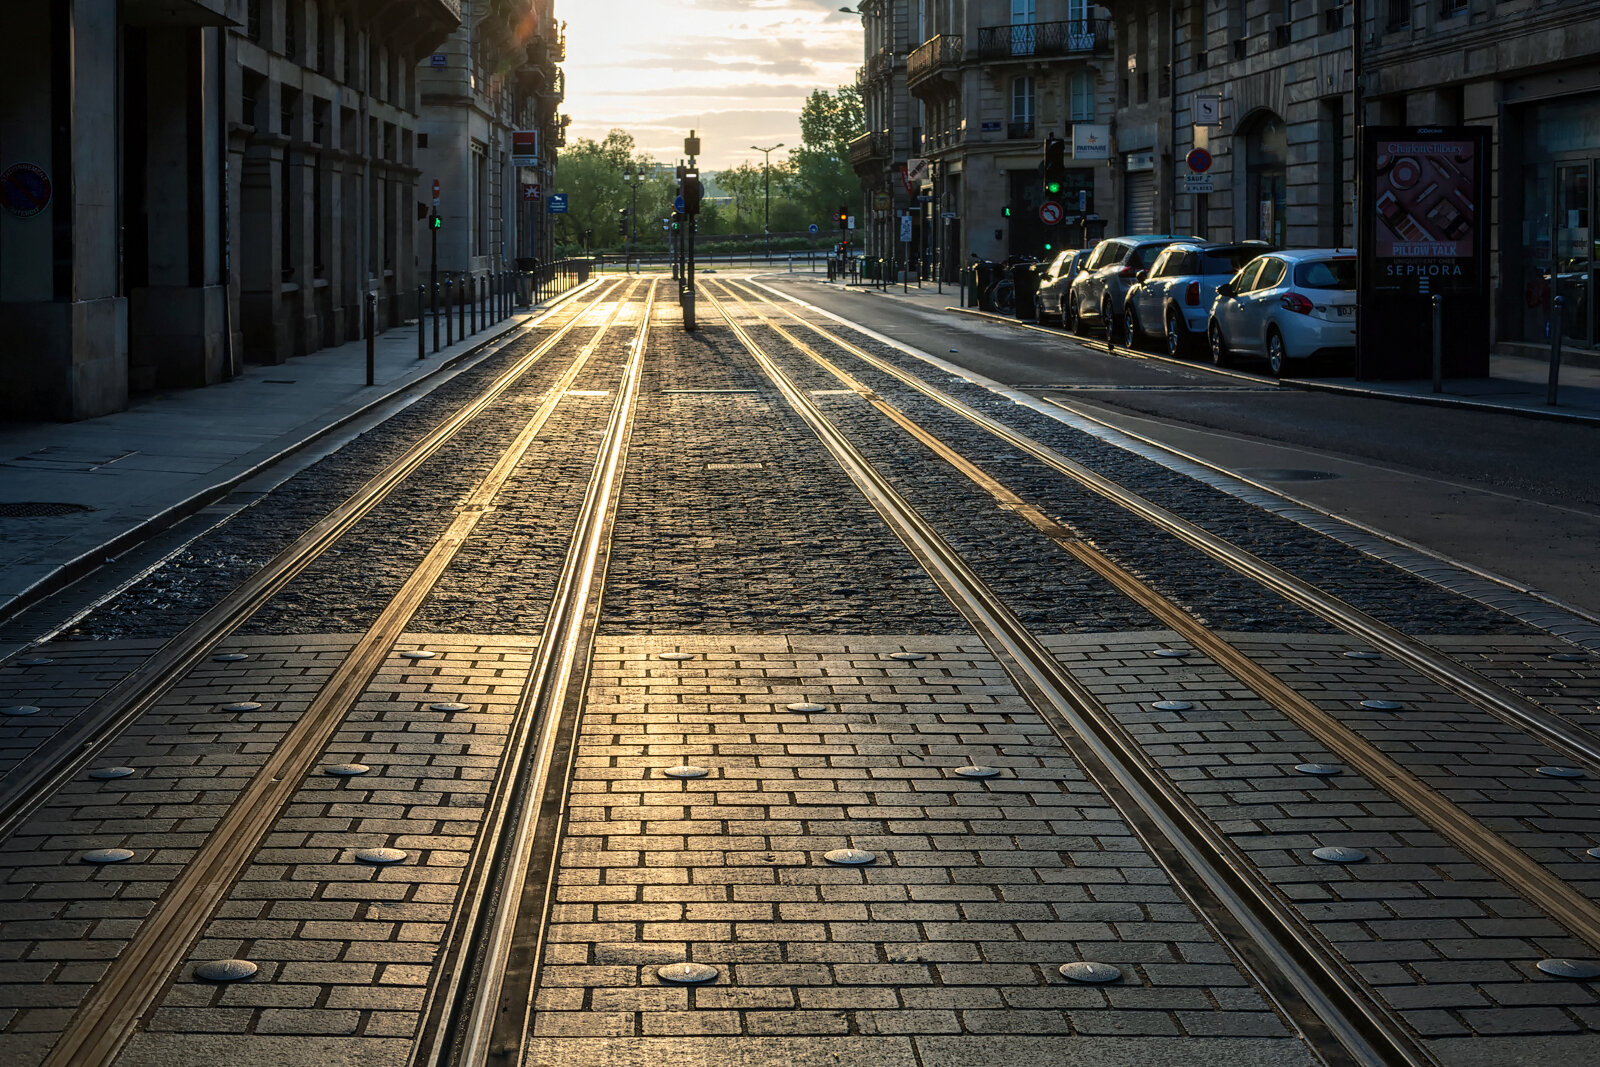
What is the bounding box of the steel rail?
[722,280,1600,954]
[703,284,1429,1067]
[0,281,625,844]
[742,279,1600,770]
[37,282,643,1067]
[420,282,653,1067]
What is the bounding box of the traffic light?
[670,211,683,232]
[618,208,629,238]
[431,213,442,230]
[1043,135,1067,198]
[837,205,848,229]
[1002,205,1013,219]
[682,174,704,215]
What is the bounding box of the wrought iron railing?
[865,48,896,82]
[848,131,890,166]
[906,33,963,86]
[974,19,1110,60]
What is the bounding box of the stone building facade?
[416,0,566,286]
[0,0,565,422]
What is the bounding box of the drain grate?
[0,502,93,518]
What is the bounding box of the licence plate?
[1334,305,1354,317]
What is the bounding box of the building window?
[1069,71,1095,122]
[473,146,487,257]
[1387,0,1410,31]
[1010,77,1035,138]
[1438,0,1467,17]
[284,0,297,61]
[247,0,261,41]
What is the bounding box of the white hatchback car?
[1207,250,1357,376]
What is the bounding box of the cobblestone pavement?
[3,280,1600,1066]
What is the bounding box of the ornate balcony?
[864,48,896,82]
[848,130,891,171]
[973,19,1110,60]
[906,33,962,96]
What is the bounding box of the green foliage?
[552,129,677,254]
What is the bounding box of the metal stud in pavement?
[81,848,135,864]
[398,650,435,660]
[212,653,247,662]
[657,962,719,984]
[430,703,469,712]
[1549,653,1589,662]
[663,765,709,779]
[658,652,694,661]
[1152,700,1193,711]
[1588,847,1600,860]
[195,959,258,982]
[1359,699,1403,710]
[1537,766,1585,779]
[17,657,53,666]
[1536,958,1600,980]
[325,764,371,777]
[823,848,877,866]
[888,652,926,661]
[954,766,1001,779]
[1312,846,1367,864]
[1344,651,1381,660]
[787,702,825,712]
[1153,648,1191,658]
[1295,763,1343,776]
[354,847,408,865]
[88,767,135,780]
[1058,961,1122,983]
[2,706,40,717]
[222,702,262,712]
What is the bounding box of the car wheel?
[1060,296,1072,332]
[1267,328,1288,378]
[1209,321,1231,367]
[1124,306,1143,350]
[1069,294,1089,336]
[1165,310,1186,358]
[1102,297,1119,341]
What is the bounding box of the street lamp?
[750,143,784,262]
[623,164,642,272]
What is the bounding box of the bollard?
[365,291,376,386]
[1431,293,1443,393]
[470,274,478,334]
[418,285,426,360]
[432,281,440,353]
[1548,294,1565,405]
[458,273,466,338]
[445,277,454,346]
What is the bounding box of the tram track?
[21,280,653,1067]
[700,277,1600,1063]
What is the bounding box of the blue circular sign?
[809,223,818,234]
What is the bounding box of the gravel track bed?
[733,315,1166,633]
[599,315,966,634]
[410,338,635,631]
[807,317,1534,637]
[62,321,605,641]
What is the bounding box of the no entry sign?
[1038,200,1064,225]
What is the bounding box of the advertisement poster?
[1358,126,1491,378]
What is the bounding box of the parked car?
[1067,235,1199,338]
[1034,248,1092,324]
[1207,249,1358,375]
[1122,241,1273,356]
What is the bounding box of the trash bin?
[975,261,996,311]
[1012,262,1039,321]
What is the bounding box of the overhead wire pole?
[751,142,784,264]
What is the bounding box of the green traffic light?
[1045,180,1063,195]
[431,215,442,229]
[1044,242,1054,251]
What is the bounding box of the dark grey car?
[1066,234,1198,337]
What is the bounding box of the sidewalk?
[0,286,592,628]
[815,274,1600,422]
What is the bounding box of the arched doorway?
[1239,110,1287,247]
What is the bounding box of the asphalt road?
[768,278,1600,621]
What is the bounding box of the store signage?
[1072,124,1110,160]
[512,130,539,166]
[1357,125,1491,378]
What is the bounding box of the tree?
[552,129,677,253]
[789,87,864,227]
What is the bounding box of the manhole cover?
[1238,469,1340,482]
[0,502,93,518]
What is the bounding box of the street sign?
[940,212,958,219]
[847,216,856,230]
[1072,123,1110,160]
[872,192,891,211]
[674,195,685,213]
[1039,200,1064,225]
[808,223,818,234]
[547,193,568,214]
[1185,147,1213,173]
[430,178,440,207]
[1195,94,1221,126]
[1182,174,1216,194]
[430,54,446,68]
[898,215,912,242]
[522,183,540,202]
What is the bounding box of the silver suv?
[1067,235,1198,337]
[1122,241,1272,356]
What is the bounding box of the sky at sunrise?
[562,0,863,171]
